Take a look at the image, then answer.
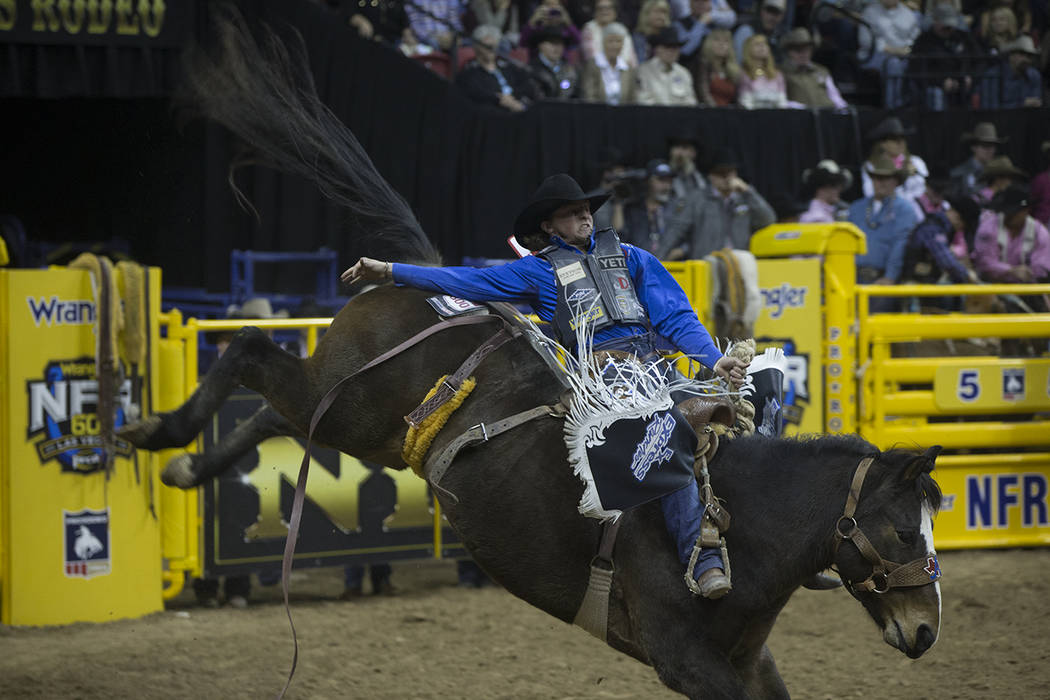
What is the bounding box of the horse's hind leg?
[161,404,302,488]
[120,327,309,450]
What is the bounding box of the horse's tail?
[181,6,441,265]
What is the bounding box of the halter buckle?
[836,515,857,538]
[871,571,890,594]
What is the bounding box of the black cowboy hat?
[768,193,808,220]
[945,193,981,234]
[666,129,701,151]
[802,159,853,190]
[649,26,685,48]
[866,116,915,142]
[990,185,1031,217]
[527,23,576,48]
[513,174,610,247]
[703,147,738,175]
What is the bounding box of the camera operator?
[617,159,681,258]
[593,148,647,232]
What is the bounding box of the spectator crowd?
[322,0,1049,110]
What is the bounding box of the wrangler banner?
[1,267,163,625]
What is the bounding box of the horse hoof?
[116,415,164,449]
[161,454,198,489]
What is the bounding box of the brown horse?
[122,12,945,697]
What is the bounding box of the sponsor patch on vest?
[426,295,485,318]
[556,261,587,286]
[568,305,605,330]
[597,255,627,270]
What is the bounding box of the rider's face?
[544,201,594,248]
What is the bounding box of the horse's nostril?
[915,624,936,654]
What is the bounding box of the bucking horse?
[120,11,944,698]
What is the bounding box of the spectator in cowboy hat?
[528,24,581,99]
[733,0,788,64]
[636,27,699,105]
[980,35,1043,108]
[848,154,920,310]
[666,131,706,200]
[1030,141,1050,226]
[456,25,540,112]
[902,192,981,287]
[618,159,681,256]
[973,185,1050,284]
[862,116,928,219]
[779,27,848,109]
[800,160,852,223]
[658,147,775,260]
[579,22,638,104]
[977,156,1028,205]
[950,122,1007,194]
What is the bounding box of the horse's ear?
[903,445,941,481]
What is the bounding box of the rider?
[342,173,748,599]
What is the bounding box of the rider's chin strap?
[834,456,942,594]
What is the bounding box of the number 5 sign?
[957,370,980,402]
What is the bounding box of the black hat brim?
[513,191,611,246]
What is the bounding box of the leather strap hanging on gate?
[276,312,508,700]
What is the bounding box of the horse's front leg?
[161,403,302,488]
[119,326,309,450]
[738,644,790,700]
[646,631,751,699]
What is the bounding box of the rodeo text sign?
[0,0,193,46]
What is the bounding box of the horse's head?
[833,445,943,659]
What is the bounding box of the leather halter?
[832,456,942,594]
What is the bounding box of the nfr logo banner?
[25,357,139,473]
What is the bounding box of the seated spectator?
[859,0,922,108]
[977,156,1028,206]
[619,159,680,256]
[848,155,920,310]
[636,27,699,105]
[980,35,1043,108]
[734,0,787,64]
[670,0,736,26]
[580,22,638,103]
[520,0,581,59]
[398,27,435,56]
[529,25,581,98]
[405,0,464,51]
[861,117,928,217]
[694,28,740,106]
[908,5,982,110]
[977,4,1022,53]
[581,0,638,66]
[950,122,1006,194]
[902,195,981,285]
[335,0,409,45]
[633,0,673,62]
[468,0,522,48]
[800,159,852,223]
[659,148,775,260]
[974,185,1050,283]
[738,34,789,109]
[667,131,707,199]
[675,0,727,66]
[916,173,952,216]
[1030,141,1050,226]
[456,25,540,112]
[780,27,848,109]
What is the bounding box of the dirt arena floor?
[1,548,1048,699]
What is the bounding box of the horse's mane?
[180,6,442,266]
[719,433,942,515]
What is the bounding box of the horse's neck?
[715,439,852,575]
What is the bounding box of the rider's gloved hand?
[341,257,393,285]
[713,355,748,390]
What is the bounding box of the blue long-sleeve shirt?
[392,236,723,367]
[848,195,919,281]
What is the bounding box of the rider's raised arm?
[391,257,543,305]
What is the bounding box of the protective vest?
[996,214,1037,263]
[539,229,648,346]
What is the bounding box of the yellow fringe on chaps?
[402,375,477,476]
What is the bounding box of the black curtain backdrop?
[1,0,1048,292]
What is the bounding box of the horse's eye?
[896,530,917,545]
